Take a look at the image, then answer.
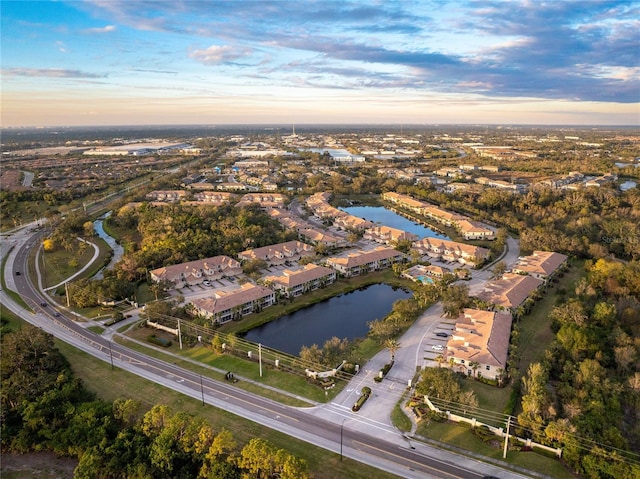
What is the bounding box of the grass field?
[415,420,573,478]
[55,335,402,479]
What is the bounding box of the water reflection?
[243,283,411,355]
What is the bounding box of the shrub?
[472,425,496,442]
[147,334,172,347]
[375,362,394,382]
[352,386,372,412]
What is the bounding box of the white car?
[203,280,211,286]
[431,345,444,351]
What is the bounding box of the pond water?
[340,205,449,240]
[243,283,411,355]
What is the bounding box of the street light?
[200,375,205,406]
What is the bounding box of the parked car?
[432,345,444,351]
[203,280,211,286]
[435,332,448,338]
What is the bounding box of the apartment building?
[361,225,416,245]
[511,251,568,282]
[412,238,490,267]
[236,193,287,209]
[445,309,513,381]
[262,264,336,298]
[475,273,543,313]
[325,246,404,277]
[238,240,315,266]
[149,255,242,289]
[145,190,188,202]
[190,283,275,324]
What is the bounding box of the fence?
[424,396,562,458]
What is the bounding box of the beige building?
[191,283,275,324]
[445,309,513,381]
[236,193,287,209]
[192,191,236,205]
[402,264,450,283]
[412,238,490,267]
[149,256,242,289]
[475,273,543,313]
[455,219,495,240]
[363,225,419,245]
[145,190,188,202]
[511,251,568,281]
[238,241,315,266]
[262,264,336,298]
[325,246,404,277]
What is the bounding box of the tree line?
[516,259,640,479]
[1,324,309,479]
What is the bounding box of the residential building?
[455,220,495,240]
[192,191,236,205]
[145,190,188,202]
[236,193,287,209]
[363,225,418,245]
[238,240,315,266]
[475,273,543,312]
[402,264,450,284]
[191,283,275,324]
[262,264,336,298]
[445,309,513,381]
[511,251,568,281]
[149,256,242,289]
[412,238,490,267]
[325,246,404,277]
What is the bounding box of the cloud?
[2,68,105,79]
[83,25,116,34]
[188,45,253,65]
[78,0,640,103]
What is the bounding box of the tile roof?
[511,251,568,277]
[447,309,513,369]
[476,273,543,309]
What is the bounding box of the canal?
[93,211,125,279]
[243,283,411,355]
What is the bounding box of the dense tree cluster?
[109,203,298,282]
[397,184,640,260]
[1,325,309,479]
[414,368,478,410]
[517,259,640,478]
[67,276,135,308]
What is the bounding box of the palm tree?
[435,354,445,368]
[384,338,400,363]
[469,361,480,378]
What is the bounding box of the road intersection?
[1,223,534,479]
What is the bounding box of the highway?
[1,224,530,479]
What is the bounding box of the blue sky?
[2,0,639,126]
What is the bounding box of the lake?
[243,283,411,355]
[341,205,449,240]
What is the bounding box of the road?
[1,226,530,479]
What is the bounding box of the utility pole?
[259,343,262,377]
[178,319,183,350]
[200,375,205,406]
[340,419,345,461]
[65,281,70,307]
[503,415,511,459]
[108,341,114,370]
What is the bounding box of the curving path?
[1,225,533,479]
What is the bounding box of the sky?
[1,0,639,127]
